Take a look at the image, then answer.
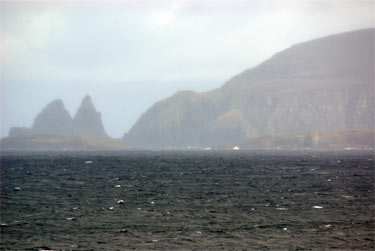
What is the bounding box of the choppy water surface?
[1,151,374,250]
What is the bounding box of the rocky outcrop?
[31,99,73,135]
[122,29,374,148]
[73,95,108,138]
[4,96,118,151]
[9,95,109,138]
[9,127,31,137]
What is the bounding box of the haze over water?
[1,0,373,139]
[1,1,374,249]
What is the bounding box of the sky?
[1,0,374,139]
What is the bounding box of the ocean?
[1,150,374,250]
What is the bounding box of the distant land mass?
[122,29,374,148]
[2,29,374,151]
[218,129,374,150]
[1,96,124,151]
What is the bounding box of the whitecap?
[312,205,323,209]
[341,195,354,199]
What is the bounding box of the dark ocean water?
[1,150,374,250]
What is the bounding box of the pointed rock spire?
[73,95,108,138]
[32,99,73,134]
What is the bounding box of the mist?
[1,0,374,139]
[1,2,374,248]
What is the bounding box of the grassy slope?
[0,134,126,151]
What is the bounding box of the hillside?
[122,29,374,148]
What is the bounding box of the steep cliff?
[123,29,374,148]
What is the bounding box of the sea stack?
[8,95,109,139]
[31,99,73,135]
[3,95,123,151]
[73,95,108,138]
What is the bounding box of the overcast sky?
[1,0,374,138]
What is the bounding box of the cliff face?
[123,29,374,148]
